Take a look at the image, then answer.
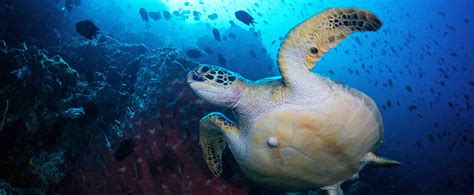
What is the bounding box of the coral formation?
[0,39,250,194]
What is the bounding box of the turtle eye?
[200,65,210,73]
[309,47,319,55]
[192,72,204,81]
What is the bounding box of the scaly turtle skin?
[188,8,400,194]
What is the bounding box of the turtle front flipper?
[323,182,344,195]
[277,8,382,87]
[199,112,238,176]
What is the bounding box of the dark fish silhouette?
[218,54,227,66]
[186,49,202,58]
[212,28,221,42]
[408,105,418,111]
[228,32,236,39]
[428,134,435,143]
[139,8,149,22]
[114,139,136,161]
[271,40,277,46]
[163,11,171,20]
[249,50,256,58]
[448,101,454,109]
[193,11,201,20]
[235,10,255,26]
[406,85,413,93]
[355,37,362,45]
[208,13,218,20]
[416,141,421,148]
[149,11,161,21]
[75,20,99,40]
[172,11,181,18]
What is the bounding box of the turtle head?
[188,64,245,107]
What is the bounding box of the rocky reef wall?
[0,38,254,194]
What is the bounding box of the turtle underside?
[240,83,383,191]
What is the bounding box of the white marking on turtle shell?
[267,137,279,147]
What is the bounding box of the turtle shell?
[239,86,383,191]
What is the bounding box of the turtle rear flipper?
[277,8,383,87]
[364,152,401,167]
[199,112,238,176]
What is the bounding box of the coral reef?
[48,36,148,74]
[0,39,251,194]
[55,46,250,194]
[0,42,79,192]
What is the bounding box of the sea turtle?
[187,8,400,194]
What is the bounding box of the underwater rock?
[0,40,145,193]
[0,43,79,192]
[43,55,80,87]
[104,66,122,89]
[0,40,6,51]
[53,47,250,194]
[132,48,198,117]
[30,150,65,185]
[0,44,79,132]
[114,138,136,161]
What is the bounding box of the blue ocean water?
[0,0,473,194]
